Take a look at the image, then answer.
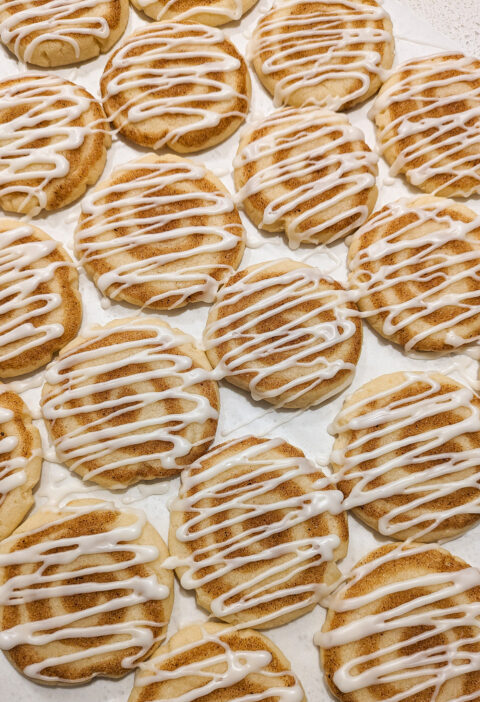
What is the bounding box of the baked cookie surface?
[129,0,257,26]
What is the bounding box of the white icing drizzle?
[234,106,378,249]
[168,437,344,626]
[0,73,105,214]
[136,623,305,702]
[370,52,480,195]
[77,157,244,308]
[348,198,480,352]
[204,261,359,407]
[102,23,249,149]
[0,224,69,368]
[250,0,392,109]
[330,371,480,538]
[0,500,170,683]
[0,406,26,503]
[135,0,245,23]
[41,319,219,483]
[0,0,113,63]
[316,542,480,701]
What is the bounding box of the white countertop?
[402,0,480,55]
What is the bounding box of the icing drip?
[77,157,244,308]
[136,624,305,702]
[0,73,105,214]
[348,198,480,351]
[0,224,68,367]
[41,319,219,483]
[330,371,480,539]
[0,0,112,63]
[0,500,170,683]
[101,23,249,149]
[169,437,344,626]
[316,542,480,701]
[250,0,392,109]
[370,52,480,195]
[0,407,26,503]
[204,261,359,407]
[234,106,378,248]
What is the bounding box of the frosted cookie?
[0,219,82,378]
[317,543,480,702]
[129,622,306,702]
[204,259,362,408]
[76,153,245,310]
[234,106,378,248]
[0,390,41,541]
[371,52,480,197]
[348,196,480,353]
[250,0,394,110]
[41,317,219,489]
[169,436,347,628]
[330,371,480,543]
[0,498,174,684]
[0,0,129,67]
[129,0,257,26]
[101,22,251,153]
[0,73,110,215]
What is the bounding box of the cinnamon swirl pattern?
[41,317,220,489]
[130,0,257,26]
[250,0,394,110]
[331,371,480,543]
[169,436,347,628]
[0,499,174,684]
[204,259,362,408]
[0,73,110,215]
[348,196,480,352]
[129,622,306,702]
[0,218,82,378]
[234,106,378,248]
[318,543,480,702]
[76,153,245,310]
[0,390,41,541]
[0,0,129,67]
[101,22,251,153]
[371,52,480,197]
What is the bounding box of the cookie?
[76,153,245,309]
[0,390,41,541]
[169,436,347,628]
[250,0,394,109]
[0,73,110,215]
[371,52,480,197]
[348,196,480,352]
[101,21,251,153]
[129,0,257,26]
[0,218,82,378]
[331,371,480,542]
[41,317,220,489]
[204,259,362,408]
[234,106,378,248]
[0,0,129,67]
[0,498,174,684]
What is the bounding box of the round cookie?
[76,153,245,310]
[169,436,347,628]
[0,390,41,541]
[371,52,480,197]
[330,371,480,543]
[204,259,362,408]
[129,622,306,702]
[234,106,378,248]
[250,0,394,110]
[41,316,220,489]
[0,0,129,67]
[0,498,174,685]
[0,218,82,378]
[318,543,480,702]
[101,21,251,153]
[129,0,257,26]
[0,73,110,215]
[348,196,480,353]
